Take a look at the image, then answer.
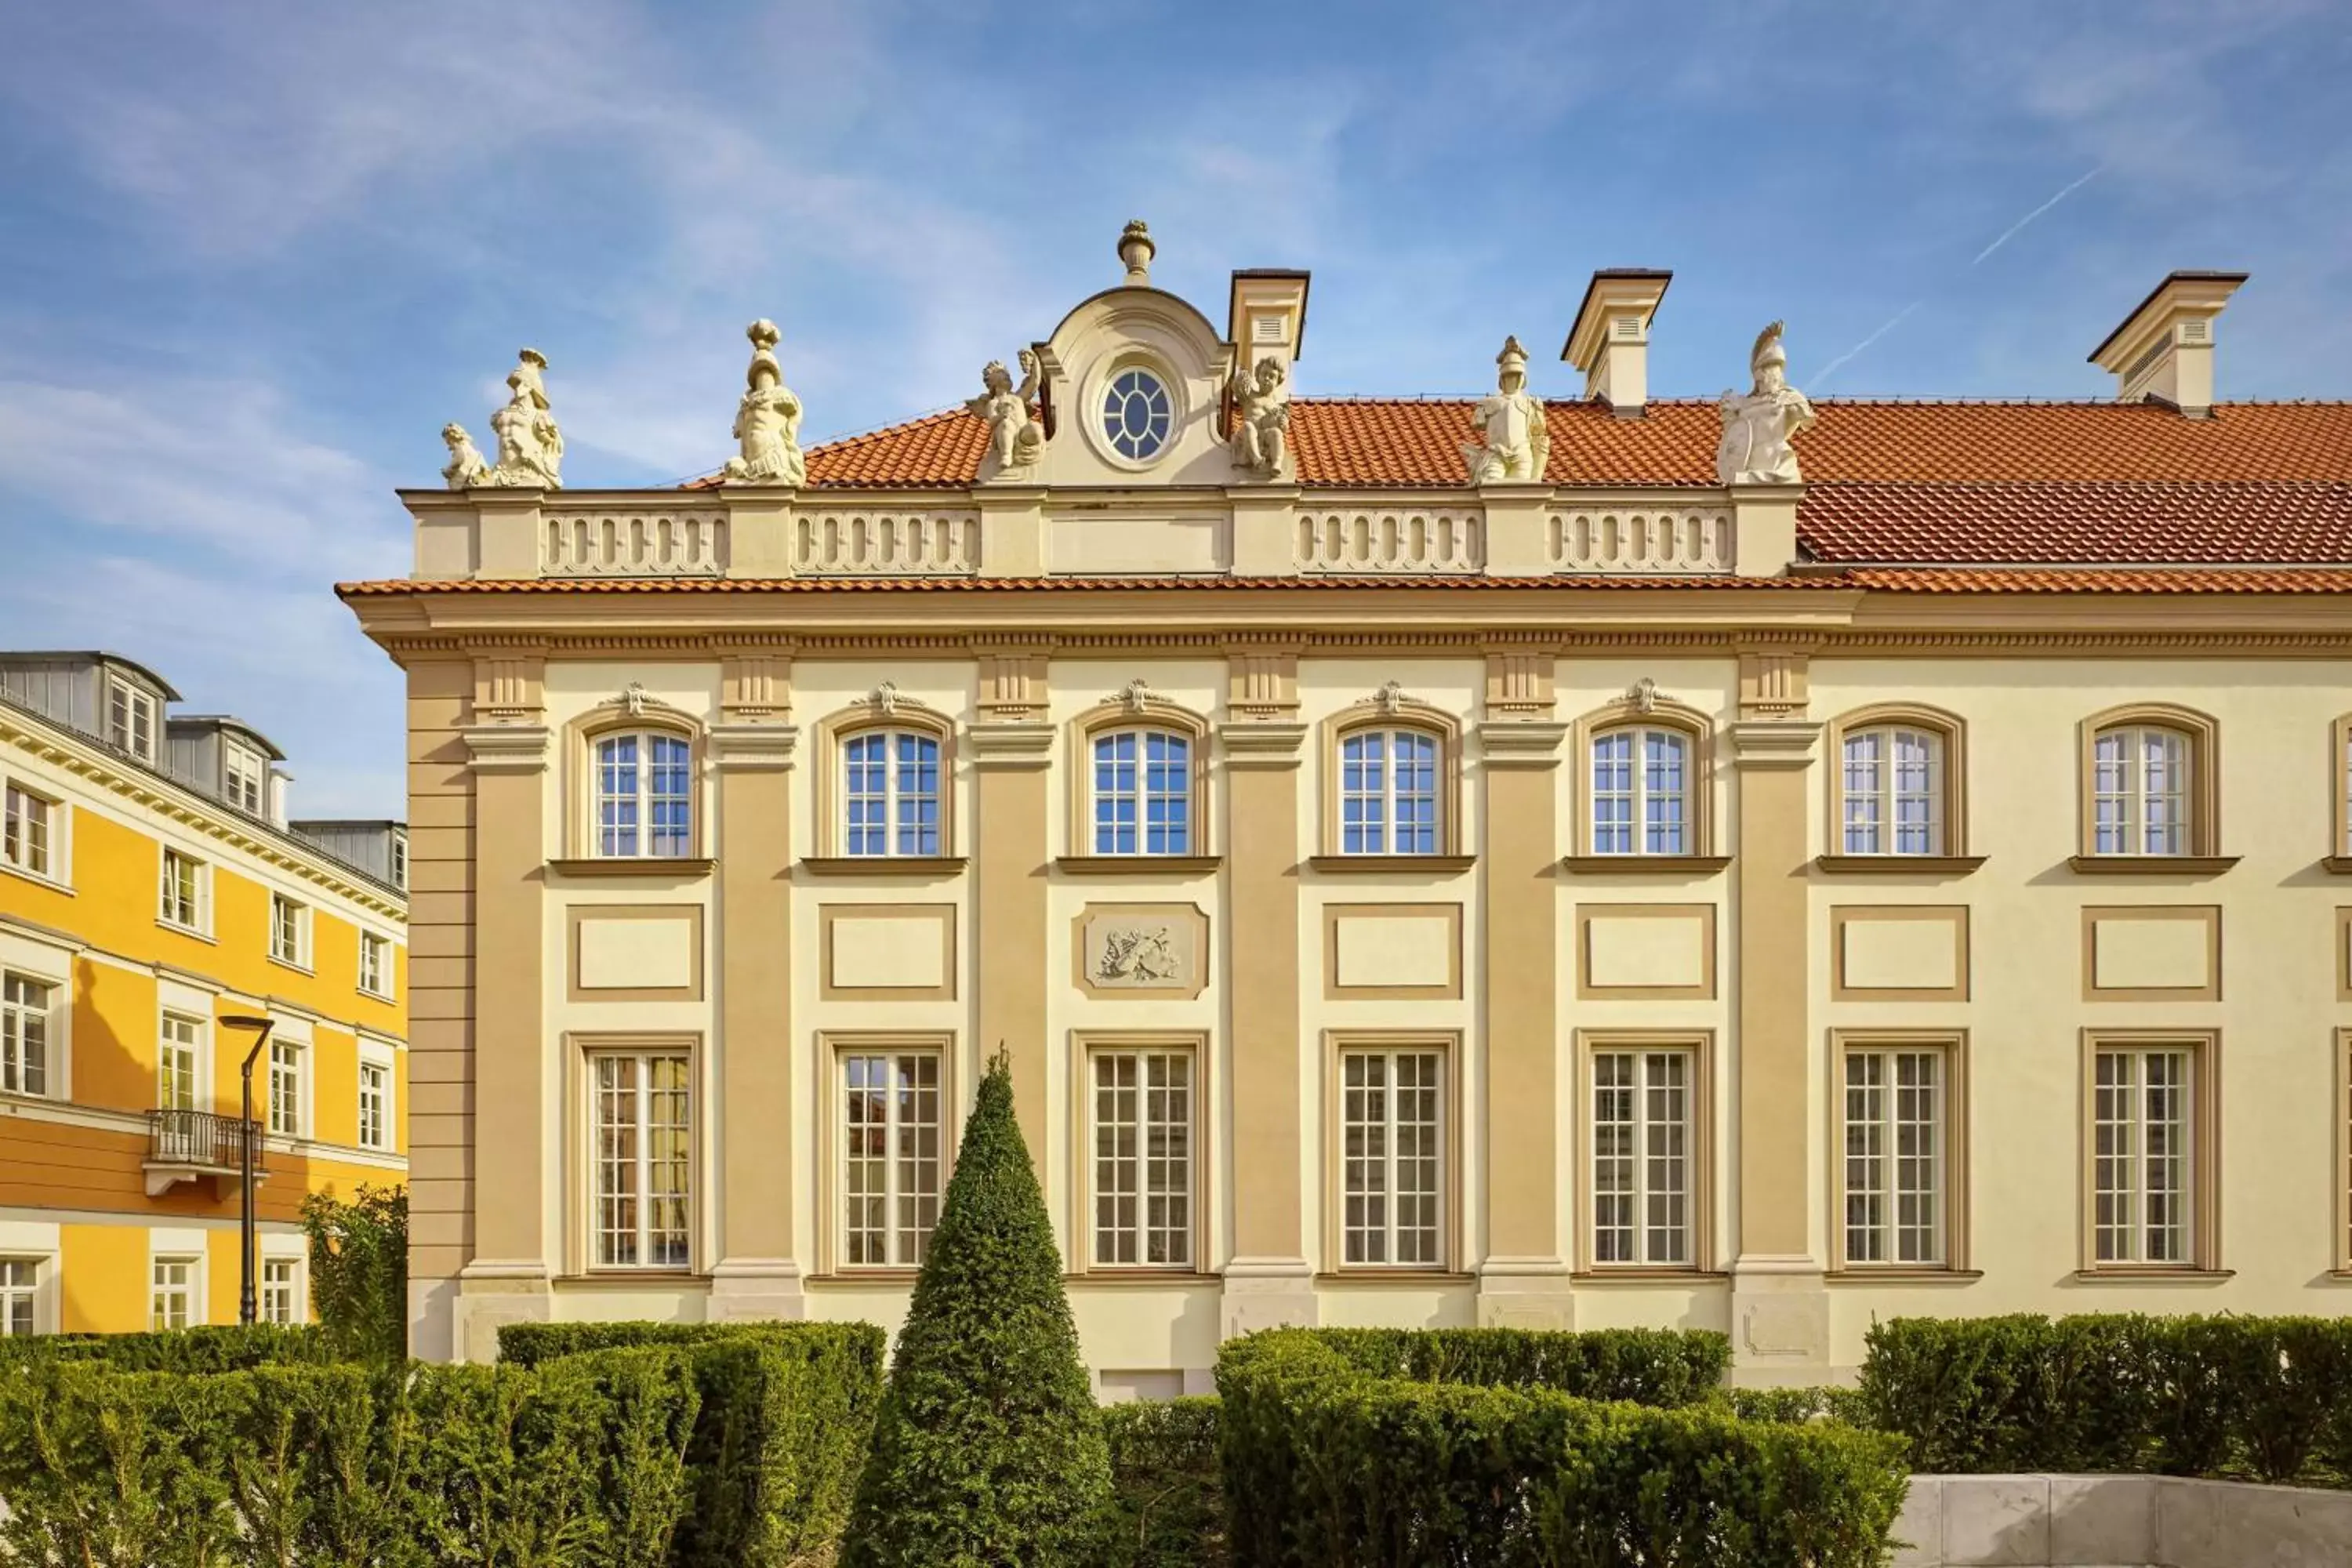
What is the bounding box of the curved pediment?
[1029,282,1236,488]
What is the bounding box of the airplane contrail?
[1810,164,2104,384]
[1972,164,2105,264]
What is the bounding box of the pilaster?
[1227,485,1300,576]
[1727,644,1825,1381]
[1730,482,1804,579]
[722,493,796,579]
[709,653,804,1319]
[977,486,1047,578]
[1478,481,1553,578]
[473,490,546,580]
[971,650,1054,1171]
[1218,647,1315,1335]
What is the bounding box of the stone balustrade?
[1548,508,1732,573]
[1294,509,1483,574]
[543,506,728,577]
[794,510,980,575]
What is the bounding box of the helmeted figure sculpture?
[482,349,564,488]
[1462,336,1549,483]
[1227,354,1290,478]
[966,350,1045,477]
[723,319,807,486]
[1715,321,1817,485]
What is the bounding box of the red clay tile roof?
[1801,481,2352,564]
[1841,567,2352,593]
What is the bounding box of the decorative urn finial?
[1118,220,1156,285]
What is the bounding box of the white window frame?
[2091,724,2192,856]
[1588,725,1694,856]
[840,728,945,858]
[158,1010,205,1112]
[1837,1040,1959,1269]
[586,1045,695,1271]
[107,677,156,762]
[833,1040,947,1270]
[2088,1039,2207,1269]
[1336,727,1445,857]
[0,1253,44,1338]
[2,779,64,884]
[1587,1045,1696,1267]
[357,1043,395,1152]
[1333,1040,1450,1270]
[390,830,408,891]
[1083,1040,1199,1271]
[158,848,209,934]
[150,1250,203,1330]
[259,1254,303,1325]
[1088,728,1196,857]
[223,741,267,816]
[1839,726,1945,856]
[267,1036,307,1138]
[592,730,697,859]
[268,894,312,970]
[2,970,59,1100]
[358,931,394,1000]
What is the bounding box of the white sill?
[157,918,216,944]
[0,862,72,894]
[267,955,315,977]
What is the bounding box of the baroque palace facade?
[0,652,408,1334]
[343,230,2352,1386]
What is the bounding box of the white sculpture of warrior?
[485,348,564,488]
[440,423,489,489]
[965,350,1044,476]
[1715,321,1817,485]
[723,319,807,486]
[1228,354,1290,477]
[1462,336,1548,483]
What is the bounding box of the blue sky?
[2,1,2347,817]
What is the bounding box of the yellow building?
[343,238,2352,1385]
[0,652,407,1334]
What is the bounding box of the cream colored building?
[343,238,2352,1386]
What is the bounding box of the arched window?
[593,731,695,858]
[2090,724,2190,855]
[1841,725,1944,855]
[1339,727,1443,855]
[1589,726,1692,855]
[844,730,943,857]
[1091,728,1192,855]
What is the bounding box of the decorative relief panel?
[544,508,728,577]
[1295,510,1482,575]
[1073,903,1210,1000]
[821,904,956,1000]
[567,905,704,1003]
[1324,903,1462,1000]
[794,511,978,575]
[1577,903,1716,1000]
[1831,906,1969,1001]
[2082,906,2219,1002]
[1548,510,1730,574]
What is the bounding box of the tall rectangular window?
[1339,729,1441,855]
[3,784,54,878]
[1842,728,1944,855]
[1842,1047,1947,1265]
[270,895,309,967]
[260,1258,299,1325]
[840,1047,942,1267]
[224,743,266,815]
[1591,729,1690,855]
[159,849,203,930]
[2092,1044,2195,1265]
[151,1256,197,1330]
[1590,1047,1693,1265]
[358,1060,391,1150]
[390,831,408,891]
[2092,727,2190,855]
[844,731,942,856]
[1339,1045,1445,1267]
[359,932,391,998]
[595,732,695,858]
[107,679,155,760]
[1090,1046,1194,1268]
[268,1040,303,1137]
[593,1050,692,1269]
[0,1258,34,1337]
[1,974,52,1098]
[158,1012,201,1111]
[1092,731,1192,855]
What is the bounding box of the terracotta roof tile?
[336,573,1830,597]
[1802,481,2352,564]
[1841,567,2352,593]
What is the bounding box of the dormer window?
[1101,368,1173,461]
[107,678,155,762]
[223,741,266,815]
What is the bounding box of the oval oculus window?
[1101,368,1174,461]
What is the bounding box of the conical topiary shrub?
[840,1051,1112,1565]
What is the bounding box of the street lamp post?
[221,1014,274,1327]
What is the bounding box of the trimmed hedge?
[1290,1325,1730,1406]
[496,1318,840,1368]
[1100,1396,1226,1568]
[1219,1328,1908,1568]
[0,1322,335,1372]
[1855,1312,2352,1484]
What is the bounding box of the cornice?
[708,722,800,770]
[1726,719,1824,769]
[965,720,1057,768]
[1217,720,1308,768]
[1475,720,1570,766]
[462,724,551,773]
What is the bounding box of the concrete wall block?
[2049,1474,2157,1565]
[1890,1476,1943,1568]
[1940,1475,2053,1566]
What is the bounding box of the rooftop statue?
[439,423,489,489]
[723,319,807,486]
[1716,321,1816,485]
[1463,336,1549,484]
[1228,354,1290,478]
[966,350,1045,478]
[483,348,564,488]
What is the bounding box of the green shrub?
[1855,1312,2352,1483]
[1299,1325,1730,1405]
[1717,1385,1866,1425]
[675,1327,886,1567]
[1218,1330,1907,1567]
[1100,1396,1225,1568]
[497,1318,817,1368]
[303,1185,410,1364]
[840,1054,1113,1566]
[0,1323,335,1374]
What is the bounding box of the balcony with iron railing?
[143,1109,269,1196]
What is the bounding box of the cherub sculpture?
[1228,354,1290,477]
[965,350,1044,477]
[440,423,490,489]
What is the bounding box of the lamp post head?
[221,1014,273,1031]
